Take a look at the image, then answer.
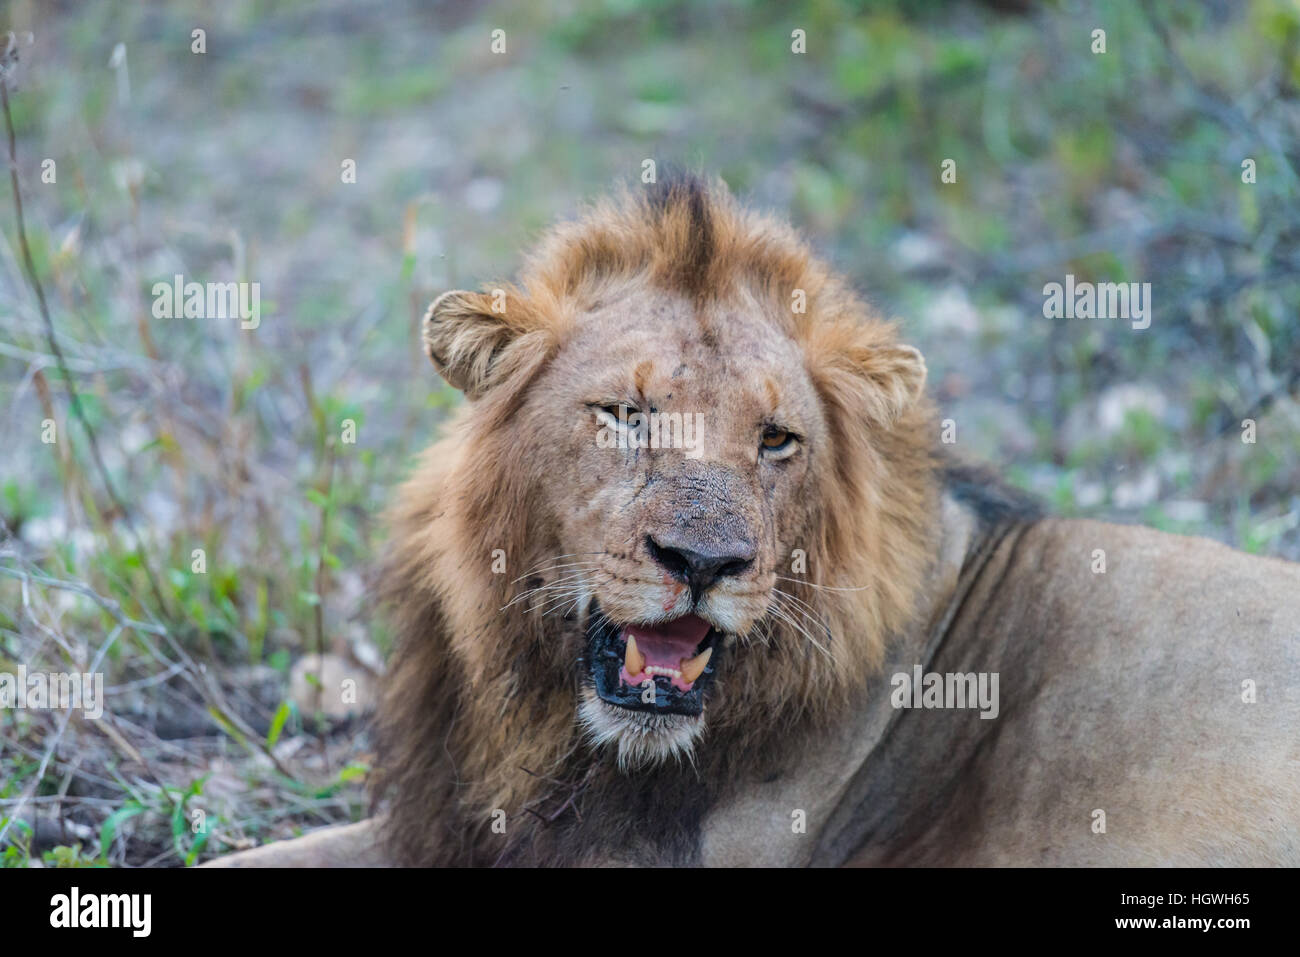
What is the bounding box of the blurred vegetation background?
[1,0,1297,865]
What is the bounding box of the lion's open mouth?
[587,611,721,717]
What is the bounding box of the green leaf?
[337,763,368,783]
[184,828,210,867]
[265,701,292,750]
[99,803,145,861]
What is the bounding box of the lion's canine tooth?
[679,647,712,684]
[625,635,645,676]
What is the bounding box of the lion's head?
[377,174,940,864]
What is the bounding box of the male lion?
[212,174,1300,867]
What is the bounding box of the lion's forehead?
[562,289,813,413]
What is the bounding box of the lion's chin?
[578,687,705,770]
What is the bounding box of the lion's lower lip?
[586,610,720,716]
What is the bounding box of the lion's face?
[520,284,829,763]
[412,177,930,779]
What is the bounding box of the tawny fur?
[373,176,938,865]
[204,176,1300,870]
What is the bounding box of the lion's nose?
[646,534,756,604]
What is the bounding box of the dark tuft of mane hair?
[642,167,716,299]
[939,456,1044,527]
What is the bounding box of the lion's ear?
[422,290,517,399]
[867,343,926,416]
[851,343,928,425]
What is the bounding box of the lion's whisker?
[772,591,835,651]
[500,572,594,612]
[775,575,870,593]
[768,593,833,663]
[509,558,602,585]
[534,589,586,618]
[542,594,586,622]
[769,607,829,664]
[519,586,587,616]
[771,585,824,623]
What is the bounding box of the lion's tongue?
[620,615,712,692]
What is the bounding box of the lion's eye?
[761,426,797,457]
[595,403,637,429]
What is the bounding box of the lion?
[209,173,1300,868]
